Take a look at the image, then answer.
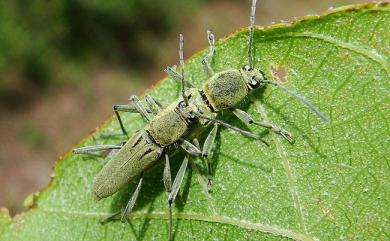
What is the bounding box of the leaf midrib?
[38,208,315,241]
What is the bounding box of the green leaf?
[1,3,389,241]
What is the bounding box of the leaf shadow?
[95,83,327,239]
[126,199,155,241]
[171,164,193,241]
[262,101,329,159]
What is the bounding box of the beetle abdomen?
[93,130,162,200]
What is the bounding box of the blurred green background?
[0,0,367,214]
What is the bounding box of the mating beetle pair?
[73,0,328,240]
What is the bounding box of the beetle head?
[240,65,267,90]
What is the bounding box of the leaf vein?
[280,32,389,76]
[310,121,383,230]
[255,101,308,235]
[302,48,333,88]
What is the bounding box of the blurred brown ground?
[0,0,367,215]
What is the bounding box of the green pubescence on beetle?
[92,130,162,200]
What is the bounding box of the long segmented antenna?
[248,0,257,69]
[246,0,328,123]
[201,29,216,77]
[206,29,215,59]
[265,80,330,123]
[179,34,189,105]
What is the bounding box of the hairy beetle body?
[93,129,162,200]
[149,101,190,147]
[203,69,248,110]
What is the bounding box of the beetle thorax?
[203,69,248,111]
[148,102,189,147]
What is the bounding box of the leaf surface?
[1,3,389,241]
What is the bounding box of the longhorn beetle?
[73,0,329,240]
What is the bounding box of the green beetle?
[73,0,328,240]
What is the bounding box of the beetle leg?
[189,138,211,193]
[201,30,215,78]
[201,123,218,191]
[180,139,201,156]
[168,155,189,241]
[113,104,141,137]
[188,138,213,193]
[120,172,144,222]
[73,144,122,154]
[113,95,153,137]
[99,173,144,224]
[232,108,294,143]
[112,104,145,138]
[202,123,218,158]
[164,65,181,82]
[113,95,157,137]
[192,138,200,149]
[164,65,194,88]
[95,132,127,140]
[145,95,163,115]
[100,210,121,225]
[163,152,193,240]
[163,153,172,193]
[129,95,152,123]
[201,60,214,78]
[73,144,123,157]
[194,112,269,146]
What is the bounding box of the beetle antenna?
[264,80,330,123]
[248,0,257,69]
[179,33,189,106]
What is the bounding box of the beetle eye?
[249,77,260,88]
[188,112,196,120]
[259,70,266,79]
[178,100,186,109]
[242,65,251,71]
